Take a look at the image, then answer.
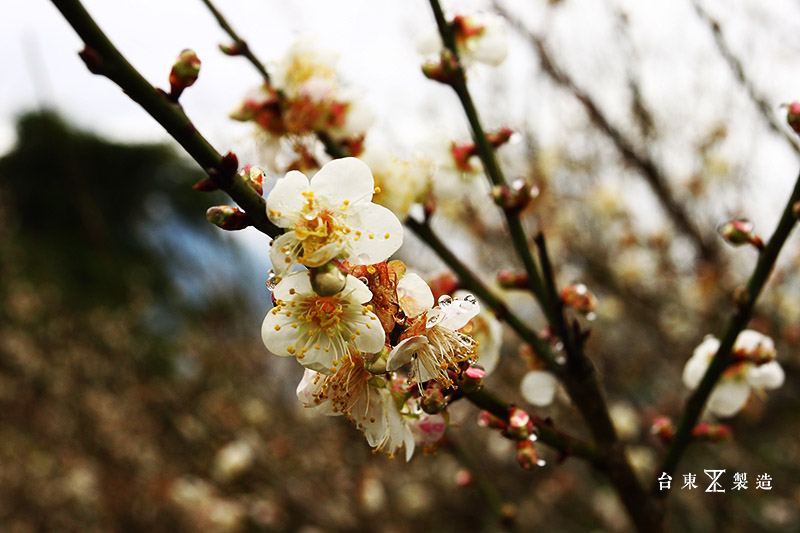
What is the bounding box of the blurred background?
[2,0,800,531]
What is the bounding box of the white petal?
[342,274,374,304]
[707,381,750,418]
[470,17,508,66]
[748,361,785,390]
[311,157,375,208]
[261,307,302,357]
[682,354,710,390]
[345,203,404,265]
[269,232,302,278]
[296,369,336,415]
[272,271,312,300]
[734,329,776,359]
[520,370,558,407]
[437,298,480,331]
[266,170,310,226]
[386,336,428,371]
[351,313,386,355]
[296,332,338,374]
[403,426,416,462]
[693,336,720,360]
[396,273,434,318]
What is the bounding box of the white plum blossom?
[417,13,508,67]
[296,367,416,460]
[271,36,339,97]
[359,147,432,221]
[387,273,479,387]
[267,158,403,277]
[262,271,385,374]
[683,331,785,418]
[520,370,558,407]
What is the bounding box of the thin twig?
[493,1,719,266]
[657,169,800,491]
[49,0,280,237]
[692,1,800,158]
[425,2,663,530]
[199,0,272,84]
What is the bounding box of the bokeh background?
[2,0,800,531]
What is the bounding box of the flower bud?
[505,407,534,441]
[454,468,474,487]
[786,101,800,135]
[717,218,763,249]
[169,49,201,99]
[560,283,597,315]
[477,410,506,430]
[206,206,251,231]
[309,261,347,297]
[515,440,545,470]
[238,164,266,196]
[491,179,538,212]
[651,416,675,444]
[421,382,448,414]
[458,365,485,393]
[486,127,514,148]
[219,42,244,56]
[450,141,477,172]
[193,177,220,192]
[691,422,732,442]
[421,50,460,85]
[498,270,529,289]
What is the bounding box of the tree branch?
[50,0,280,237]
[493,1,720,266]
[657,168,800,491]
[199,0,272,84]
[692,1,800,158]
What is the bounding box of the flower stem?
[657,168,800,491]
[49,0,280,237]
[199,0,272,84]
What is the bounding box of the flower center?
[292,192,347,262]
[304,295,345,330]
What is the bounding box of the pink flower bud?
[498,270,529,289]
[458,365,485,393]
[206,206,252,231]
[691,422,732,442]
[515,440,545,470]
[651,416,675,444]
[486,127,514,148]
[717,218,763,249]
[421,50,461,85]
[169,49,201,99]
[238,164,266,196]
[421,382,448,414]
[477,410,506,430]
[505,407,534,441]
[560,283,597,315]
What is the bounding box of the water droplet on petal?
[438,295,453,306]
[464,294,477,305]
[358,276,369,285]
[357,253,371,264]
[266,270,279,290]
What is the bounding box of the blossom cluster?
[683,329,785,417]
[260,158,500,459]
